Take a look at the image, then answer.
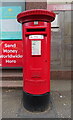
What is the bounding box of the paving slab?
[2,88,71,118]
[2,79,71,119]
[16,95,58,118]
[51,91,71,118]
[2,89,58,118]
[2,89,22,118]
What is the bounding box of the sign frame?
[0,2,25,41]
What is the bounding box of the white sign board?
[51,14,59,28]
[29,35,44,39]
[32,41,41,55]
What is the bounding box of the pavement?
[2,80,71,119]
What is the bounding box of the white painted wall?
[47,0,72,3]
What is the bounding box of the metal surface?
[22,21,51,95]
[17,9,55,95]
[17,9,55,23]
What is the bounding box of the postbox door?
[23,34,50,95]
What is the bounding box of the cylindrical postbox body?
[17,9,55,112]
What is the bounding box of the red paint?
[17,9,55,95]
[47,4,72,11]
[17,9,55,23]
[0,40,23,67]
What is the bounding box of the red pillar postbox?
[17,9,55,112]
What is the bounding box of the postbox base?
[23,91,50,112]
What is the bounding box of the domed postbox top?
[17,9,55,23]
